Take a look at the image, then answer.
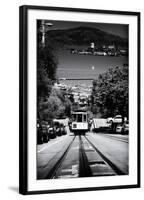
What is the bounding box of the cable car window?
[77,114,82,122]
[83,114,87,122]
[72,114,77,121]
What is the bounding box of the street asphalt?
[37,130,129,179]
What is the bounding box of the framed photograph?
[19,5,140,195]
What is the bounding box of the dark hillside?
[45,26,128,48]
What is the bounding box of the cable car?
[70,111,89,135]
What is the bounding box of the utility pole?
[37,21,53,121]
[40,20,53,47]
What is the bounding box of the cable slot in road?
[79,135,92,177]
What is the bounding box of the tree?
[37,20,58,120]
[37,46,58,100]
[92,64,128,118]
[37,20,73,122]
[39,88,72,121]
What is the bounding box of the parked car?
[107,117,113,124]
[48,126,56,139]
[42,124,49,143]
[53,121,62,136]
[116,124,123,133]
[37,123,43,144]
[121,120,129,134]
[60,123,67,135]
[37,121,49,144]
[107,115,122,124]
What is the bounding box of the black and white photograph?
[37,19,129,179]
[19,5,140,194]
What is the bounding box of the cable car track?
[79,135,92,177]
[45,134,125,179]
[45,136,76,179]
[84,136,125,175]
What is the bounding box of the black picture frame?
[19,5,141,195]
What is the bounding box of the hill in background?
[45,26,128,49]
